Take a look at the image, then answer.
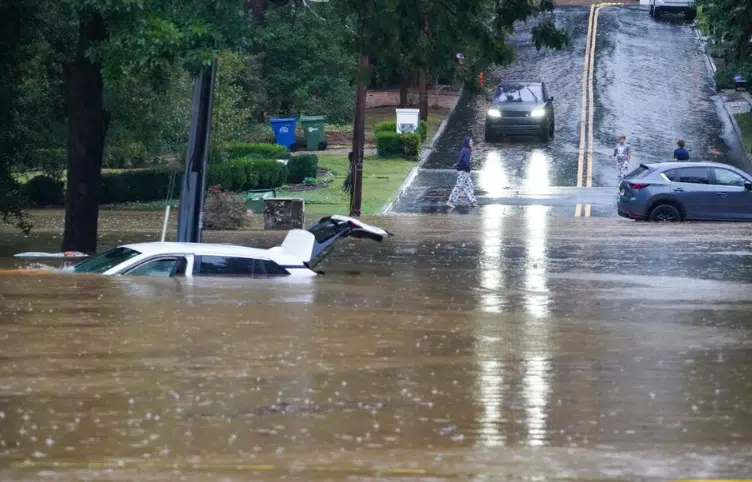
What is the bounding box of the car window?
[624,165,653,180]
[194,256,288,277]
[713,168,746,187]
[664,167,709,184]
[125,257,182,277]
[308,218,349,243]
[494,84,543,103]
[254,259,290,276]
[72,247,141,274]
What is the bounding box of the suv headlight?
[487,108,501,118]
[530,108,546,118]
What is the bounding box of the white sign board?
[396,108,420,134]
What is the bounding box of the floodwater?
[393,5,747,214]
[2,214,752,480]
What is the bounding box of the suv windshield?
[72,247,141,274]
[494,84,543,103]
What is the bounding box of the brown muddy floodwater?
[1,211,752,481]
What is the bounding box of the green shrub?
[376,131,403,157]
[400,132,421,160]
[254,158,288,189]
[375,120,396,133]
[715,60,752,90]
[419,120,429,142]
[208,161,248,192]
[224,142,289,160]
[204,185,247,230]
[100,169,179,204]
[22,175,65,207]
[104,141,149,169]
[287,154,318,183]
[376,131,421,159]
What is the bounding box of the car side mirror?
[745,181,752,191]
[549,96,554,101]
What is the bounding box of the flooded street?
[392,5,748,215]
[2,214,752,480]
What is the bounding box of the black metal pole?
[176,59,218,243]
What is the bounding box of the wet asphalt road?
[391,5,749,215]
[1,216,752,480]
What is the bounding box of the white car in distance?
[60,215,392,278]
[649,0,697,21]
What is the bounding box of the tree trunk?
[243,0,269,25]
[349,54,369,218]
[418,68,428,122]
[61,12,108,253]
[399,75,409,107]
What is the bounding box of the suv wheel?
[648,204,681,222]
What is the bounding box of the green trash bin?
[300,115,327,151]
[243,189,276,213]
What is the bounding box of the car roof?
[646,161,745,171]
[120,242,275,258]
[497,81,542,87]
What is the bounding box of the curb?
[379,88,464,215]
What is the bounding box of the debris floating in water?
[14,251,88,258]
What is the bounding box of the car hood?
[490,101,544,112]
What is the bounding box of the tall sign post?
[176,60,218,243]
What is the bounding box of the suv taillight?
[628,183,650,190]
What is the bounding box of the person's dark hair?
[677,139,685,147]
[463,136,472,149]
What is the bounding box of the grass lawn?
[280,153,415,216]
[102,154,415,215]
[735,112,752,154]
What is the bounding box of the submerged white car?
[57,215,392,278]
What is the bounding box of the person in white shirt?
[613,134,631,183]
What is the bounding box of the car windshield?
[72,247,141,274]
[494,84,542,103]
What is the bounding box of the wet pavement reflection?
[393,6,744,215]
[1,215,752,480]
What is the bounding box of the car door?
[192,255,290,277]
[710,167,752,220]
[664,167,715,219]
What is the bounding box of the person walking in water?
[673,139,689,160]
[446,136,478,208]
[613,134,631,184]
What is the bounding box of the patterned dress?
[448,171,477,205]
[615,143,631,183]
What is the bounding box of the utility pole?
[349,53,369,217]
[176,60,218,243]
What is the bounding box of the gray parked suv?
[617,162,752,222]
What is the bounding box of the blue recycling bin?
[270,117,298,150]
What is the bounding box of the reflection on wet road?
[392,5,742,215]
[2,216,752,480]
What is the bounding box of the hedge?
[22,175,65,207]
[223,142,289,160]
[374,119,427,141]
[100,169,179,204]
[715,60,752,90]
[287,154,318,184]
[375,131,422,160]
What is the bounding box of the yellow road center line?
[576,4,596,190]
[586,6,600,188]
[575,203,582,217]
[585,203,592,217]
